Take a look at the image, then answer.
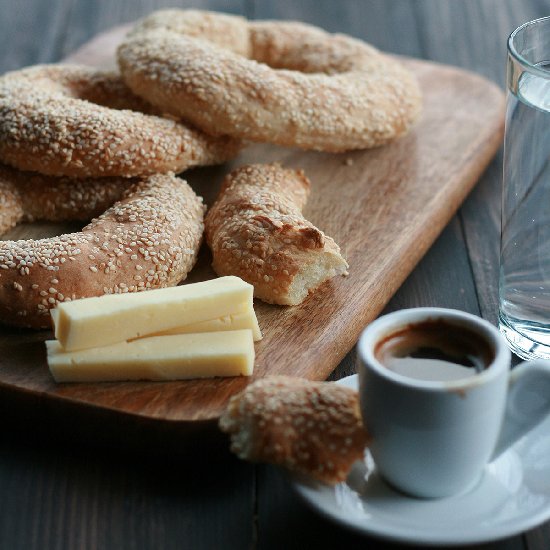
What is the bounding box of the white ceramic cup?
[357,307,550,499]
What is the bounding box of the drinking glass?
[499,16,550,359]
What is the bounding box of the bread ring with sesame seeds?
[219,375,370,485]
[0,64,241,178]
[117,9,422,152]
[205,163,348,305]
[0,165,205,328]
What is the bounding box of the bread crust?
[205,163,348,305]
[219,375,369,484]
[0,64,241,177]
[117,9,422,152]
[0,166,205,328]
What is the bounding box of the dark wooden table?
[0,1,547,548]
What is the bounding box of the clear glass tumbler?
[499,16,550,359]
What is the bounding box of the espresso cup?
[357,307,550,499]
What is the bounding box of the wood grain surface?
[0,25,504,423]
[1,2,547,550]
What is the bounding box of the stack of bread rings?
[0,9,421,329]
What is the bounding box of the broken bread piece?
[219,375,369,484]
[205,164,348,305]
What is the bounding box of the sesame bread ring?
[117,10,422,152]
[0,165,205,328]
[205,163,348,305]
[0,64,241,177]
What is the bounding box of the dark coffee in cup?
[374,319,495,381]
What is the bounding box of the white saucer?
[292,374,550,546]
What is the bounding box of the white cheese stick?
[47,330,255,383]
[51,293,262,342]
[53,276,253,351]
[146,308,262,341]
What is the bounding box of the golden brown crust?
[205,163,348,305]
[127,9,251,57]
[0,64,241,177]
[0,166,205,328]
[0,164,126,234]
[117,9,422,152]
[219,375,369,485]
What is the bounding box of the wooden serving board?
[0,25,505,425]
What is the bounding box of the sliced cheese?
[53,276,253,351]
[47,330,255,383]
[146,308,262,341]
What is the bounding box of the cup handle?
[492,359,550,460]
